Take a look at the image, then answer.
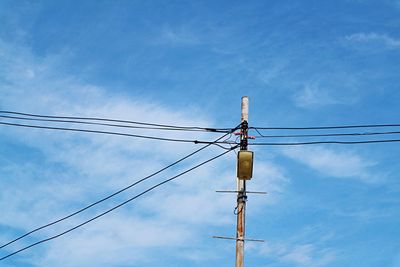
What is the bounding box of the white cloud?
[293,85,349,108]
[257,62,287,85]
[258,225,337,267]
[0,40,214,265]
[282,146,380,183]
[248,159,290,208]
[344,32,400,50]
[283,244,318,265]
[260,242,336,267]
[0,39,288,266]
[35,215,194,267]
[154,25,200,46]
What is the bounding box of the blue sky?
[0,0,400,266]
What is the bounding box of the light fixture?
[237,150,254,180]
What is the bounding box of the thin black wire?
[251,124,400,130]
[0,115,230,133]
[0,126,240,250]
[211,143,234,151]
[252,128,400,139]
[248,139,400,146]
[210,133,237,151]
[231,135,240,155]
[0,146,238,261]
[233,206,243,215]
[0,111,232,132]
[0,121,237,145]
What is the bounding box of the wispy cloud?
[0,39,217,265]
[292,85,351,108]
[282,146,381,183]
[344,32,400,50]
[260,242,336,267]
[154,25,200,46]
[258,224,337,267]
[0,39,288,266]
[257,62,287,85]
[35,216,194,267]
[283,244,335,267]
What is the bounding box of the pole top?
[241,97,249,123]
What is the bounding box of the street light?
[237,150,254,180]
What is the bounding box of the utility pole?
[213,96,261,266]
[236,96,249,267]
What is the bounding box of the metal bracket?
[237,193,247,203]
[212,236,265,243]
[215,190,267,195]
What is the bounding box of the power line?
[0,121,237,145]
[252,128,400,138]
[4,119,400,145]
[0,146,238,261]
[0,115,230,133]
[0,111,231,132]
[0,128,238,250]
[248,139,400,146]
[251,124,400,130]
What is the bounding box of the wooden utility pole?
[236,96,249,267]
[213,96,262,265]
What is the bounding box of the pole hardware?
[212,236,265,243]
[237,190,247,202]
[237,150,254,180]
[215,190,267,195]
[240,120,249,150]
[214,97,264,267]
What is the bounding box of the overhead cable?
[0,121,237,145]
[0,114,229,133]
[252,128,400,138]
[0,145,238,261]
[0,111,231,132]
[248,139,400,146]
[0,126,239,250]
[251,124,400,130]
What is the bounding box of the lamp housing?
[237,150,254,180]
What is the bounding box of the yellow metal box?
[237,150,254,180]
